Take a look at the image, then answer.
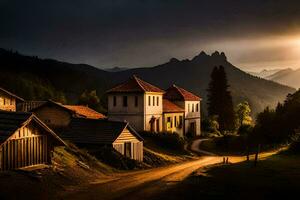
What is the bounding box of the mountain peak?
[211,51,227,61]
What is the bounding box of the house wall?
[163,112,184,137]
[0,122,52,171]
[113,128,143,161]
[0,91,16,112]
[172,100,201,136]
[108,93,145,131]
[144,93,163,132]
[33,106,71,128]
[184,101,201,136]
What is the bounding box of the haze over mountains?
[0,48,295,115]
[249,68,300,89]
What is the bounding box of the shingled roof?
[0,87,24,101]
[163,99,184,113]
[0,111,65,145]
[106,75,164,93]
[164,84,201,101]
[61,118,143,144]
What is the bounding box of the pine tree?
[207,66,236,132]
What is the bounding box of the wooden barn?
[62,119,144,161]
[0,87,24,112]
[30,100,106,129]
[0,111,65,171]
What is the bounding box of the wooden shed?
[62,119,144,161]
[0,87,24,112]
[0,111,65,171]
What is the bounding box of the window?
[113,96,117,107]
[167,117,172,128]
[192,104,194,112]
[148,96,151,106]
[157,97,159,106]
[153,96,155,106]
[174,116,177,127]
[135,96,138,107]
[196,103,199,112]
[179,116,183,128]
[123,96,128,107]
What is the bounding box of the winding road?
[62,139,277,200]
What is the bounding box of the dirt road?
[62,140,279,200]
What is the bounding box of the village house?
[107,76,202,136]
[30,100,106,129]
[0,111,65,171]
[164,84,201,136]
[107,75,165,133]
[0,87,24,112]
[61,118,143,161]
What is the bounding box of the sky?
[1,0,300,71]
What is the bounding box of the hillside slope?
[0,49,295,115]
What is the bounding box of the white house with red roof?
[164,84,202,136]
[107,76,202,137]
[107,75,164,132]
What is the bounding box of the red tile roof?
[106,75,164,93]
[164,84,201,101]
[163,99,184,113]
[63,105,106,119]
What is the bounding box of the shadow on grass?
[149,153,300,200]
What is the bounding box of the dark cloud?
[1,0,300,69]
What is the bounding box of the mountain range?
[248,68,300,89]
[0,48,295,115]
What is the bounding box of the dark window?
[179,116,183,127]
[124,142,132,158]
[192,104,194,112]
[153,96,155,106]
[196,103,199,112]
[148,96,151,106]
[174,116,177,127]
[157,97,159,106]
[167,117,172,128]
[135,96,138,107]
[113,96,117,106]
[123,96,128,107]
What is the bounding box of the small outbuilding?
[0,87,24,112]
[0,111,65,171]
[61,118,144,161]
[30,100,106,129]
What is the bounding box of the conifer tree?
[207,66,235,132]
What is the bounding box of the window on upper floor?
[123,96,128,107]
[113,96,117,107]
[192,104,194,112]
[157,97,159,106]
[174,116,177,127]
[148,96,151,106]
[153,96,155,106]
[135,96,138,107]
[196,103,199,112]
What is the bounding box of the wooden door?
[124,142,132,159]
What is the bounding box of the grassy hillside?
[0,49,295,114]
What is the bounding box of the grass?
[151,152,300,200]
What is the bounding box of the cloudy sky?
[1,0,300,71]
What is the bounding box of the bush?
[140,132,186,152]
[238,124,253,136]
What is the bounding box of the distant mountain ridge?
[266,68,300,89]
[0,48,295,115]
[247,69,285,79]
